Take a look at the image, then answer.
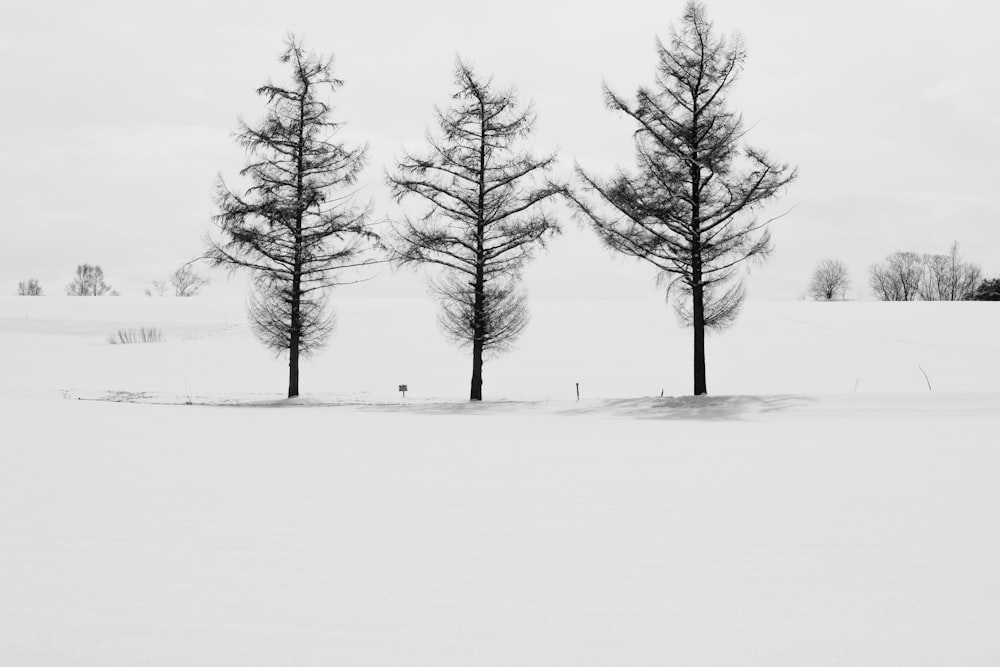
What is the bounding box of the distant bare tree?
[144,280,168,297]
[144,265,209,297]
[919,254,949,301]
[387,60,562,401]
[808,259,850,300]
[918,242,981,301]
[567,1,796,395]
[17,278,43,296]
[869,252,922,301]
[205,36,377,398]
[170,264,209,297]
[66,264,116,296]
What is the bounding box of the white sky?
[2,0,998,301]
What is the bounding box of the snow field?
[1,295,999,664]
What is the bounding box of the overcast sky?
[2,0,998,301]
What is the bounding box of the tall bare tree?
[869,251,922,301]
[808,259,850,300]
[206,36,377,398]
[569,1,796,395]
[387,61,562,401]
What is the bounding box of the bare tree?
[144,280,168,297]
[144,265,210,296]
[568,1,796,395]
[869,251,922,301]
[17,278,43,296]
[808,259,850,300]
[918,242,981,301]
[170,264,209,297]
[919,254,949,301]
[66,264,116,296]
[387,60,562,401]
[206,36,378,398]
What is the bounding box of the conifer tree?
[387,61,562,401]
[570,1,796,395]
[207,36,376,398]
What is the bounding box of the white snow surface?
[1,295,999,665]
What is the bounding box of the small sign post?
[398,384,408,398]
[576,382,580,401]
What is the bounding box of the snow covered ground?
[1,295,999,664]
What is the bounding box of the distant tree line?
[15,263,208,298]
[870,243,983,302]
[807,242,996,302]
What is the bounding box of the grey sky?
[2,0,998,300]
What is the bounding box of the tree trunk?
[470,95,487,402]
[288,346,300,398]
[692,281,707,395]
[288,276,301,398]
[690,178,706,395]
[470,335,484,401]
[470,264,485,401]
[690,110,707,396]
[288,82,306,400]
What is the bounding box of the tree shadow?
[66,389,814,421]
[357,399,547,416]
[363,394,814,420]
[554,394,815,421]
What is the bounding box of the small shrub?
[108,327,166,345]
[18,278,43,296]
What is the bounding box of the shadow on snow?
[67,390,814,421]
